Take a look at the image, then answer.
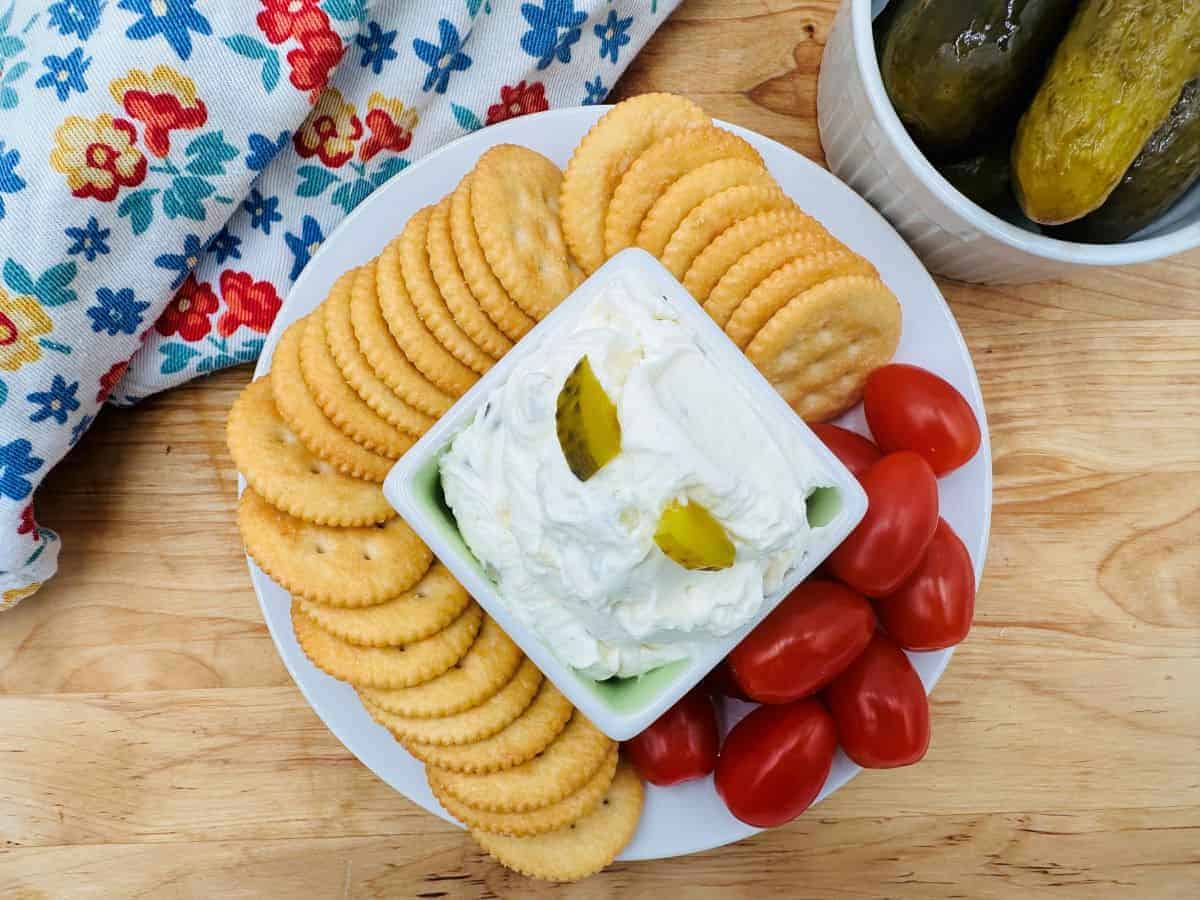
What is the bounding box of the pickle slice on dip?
[655,500,736,571]
[556,355,622,481]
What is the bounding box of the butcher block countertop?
[2,2,1197,897]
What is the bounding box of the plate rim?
[245,104,992,861]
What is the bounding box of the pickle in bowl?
[1012,0,1200,226]
[1051,79,1200,244]
[876,0,1078,160]
[936,143,1021,223]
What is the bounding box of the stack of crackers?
[227,92,906,882]
[228,143,639,882]
[561,93,901,423]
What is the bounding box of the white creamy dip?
[440,275,834,679]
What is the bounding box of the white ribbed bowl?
[817,0,1200,284]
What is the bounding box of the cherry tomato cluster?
[624,364,981,829]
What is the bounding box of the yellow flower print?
[367,92,418,132]
[0,286,53,372]
[2,582,42,610]
[110,64,201,109]
[361,92,418,162]
[50,113,147,202]
[110,65,207,157]
[293,87,363,168]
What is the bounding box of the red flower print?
[287,26,344,94]
[17,505,38,541]
[360,92,417,163]
[97,359,129,402]
[486,81,549,126]
[110,66,207,158]
[124,95,207,158]
[157,275,219,341]
[49,114,147,203]
[257,0,327,44]
[217,270,282,338]
[293,87,362,167]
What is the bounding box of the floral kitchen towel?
[0,0,678,611]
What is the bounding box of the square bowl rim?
[384,248,868,740]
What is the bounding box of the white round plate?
[245,107,992,861]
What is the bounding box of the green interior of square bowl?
[409,451,843,713]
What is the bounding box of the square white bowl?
[383,249,868,740]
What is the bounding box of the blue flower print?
[154,232,203,289]
[70,413,94,447]
[520,1,586,70]
[594,10,632,64]
[246,131,288,172]
[48,0,104,41]
[35,47,91,102]
[207,226,241,264]
[582,75,607,105]
[284,215,325,282]
[27,375,80,426]
[0,438,43,502]
[243,188,282,235]
[65,216,111,262]
[413,18,472,94]
[0,140,25,220]
[87,286,148,336]
[357,20,397,75]
[117,0,211,61]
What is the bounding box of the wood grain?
[2,0,1198,895]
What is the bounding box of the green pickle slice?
[555,355,622,481]
[654,500,736,571]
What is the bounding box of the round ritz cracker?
[297,562,468,643]
[470,760,644,883]
[325,262,434,439]
[685,207,833,304]
[747,274,902,422]
[357,614,524,718]
[401,679,574,773]
[429,711,615,813]
[299,282,413,459]
[349,255,454,419]
[561,92,711,273]
[272,317,394,483]
[292,599,483,689]
[239,489,431,608]
[725,250,877,349]
[400,202,494,376]
[449,172,536,344]
[427,194,513,360]
[604,124,763,258]
[362,656,543,747]
[433,747,618,838]
[377,231,478,398]
[660,183,795,279]
[226,378,394,526]
[634,157,775,258]
[702,225,843,327]
[470,144,583,321]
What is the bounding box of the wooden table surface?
[3,2,1198,897]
